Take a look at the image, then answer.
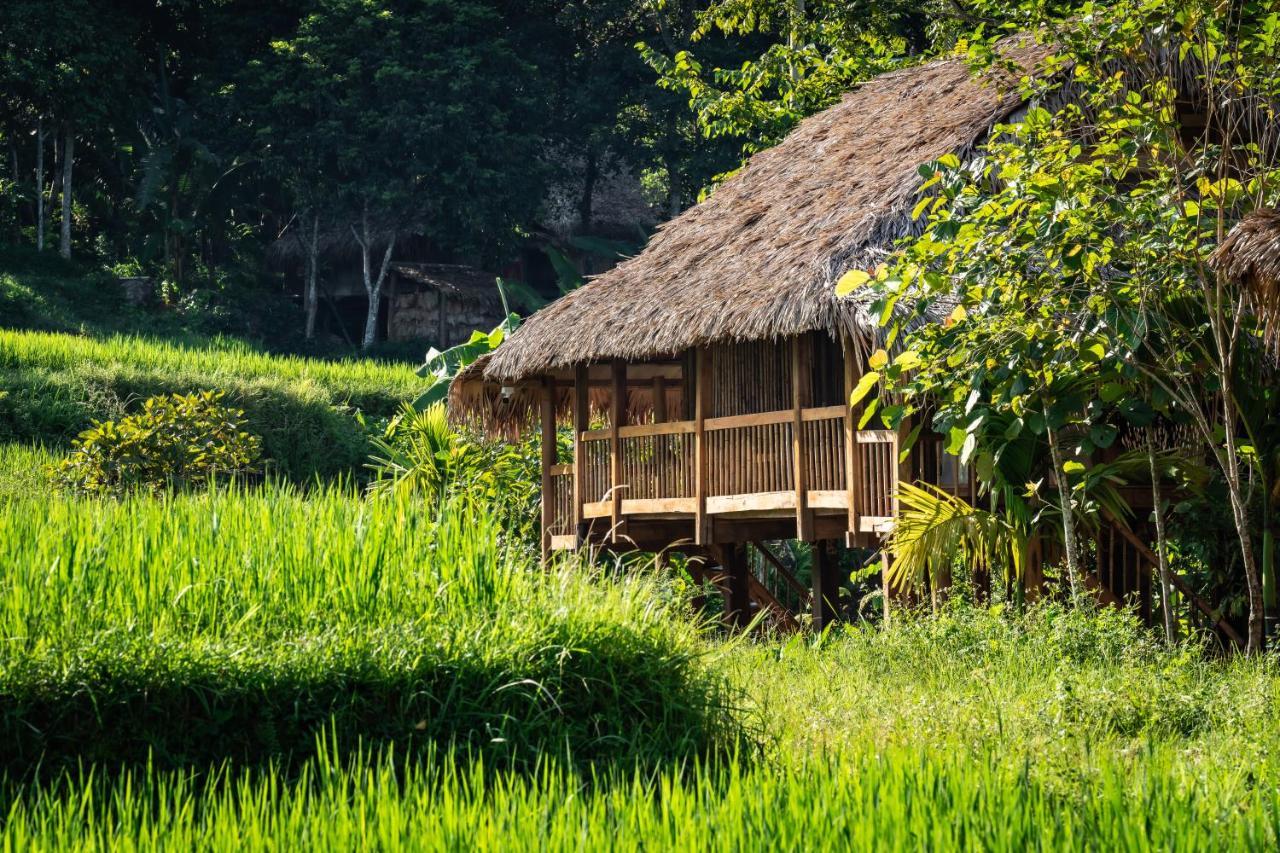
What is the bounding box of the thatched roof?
[1211,208,1280,357]
[483,39,1053,383]
[391,263,501,307]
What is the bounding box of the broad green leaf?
[850,371,880,406]
[893,350,922,371]
[836,268,872,296]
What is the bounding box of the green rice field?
[2,484,1279,849]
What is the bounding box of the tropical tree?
[862,0,1280,650]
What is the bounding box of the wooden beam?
[791,335,813,541]
[540,378,556,565]
[610,360,626,543]
[842,334,861,546]
[653,375,668,423]
[694,347,711,545]
[572,364,589,542]
[811,540,839,629]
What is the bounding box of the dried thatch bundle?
[1211,209,1280,356]
[481,38,1053,385]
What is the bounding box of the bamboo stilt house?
[450,38,1169,629]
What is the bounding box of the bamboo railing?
[557,406,895,529]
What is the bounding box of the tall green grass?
[0,329,420,479]
[0,487,739,774]
[4,482,1280,847]
[4,739,1276,850]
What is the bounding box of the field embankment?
[0,329,420,480]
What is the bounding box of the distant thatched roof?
[483,38,1053,383]
[1212,208,1280,356]
[391,263,502,307]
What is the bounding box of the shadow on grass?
[0,631,752,782]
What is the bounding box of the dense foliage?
[54,391,261,494]
[856,0,1280,650]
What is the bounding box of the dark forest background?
[0,0,998,354]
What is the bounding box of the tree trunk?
[1147,429,1176,644]
[304,211,320,340]
[355,208,395,351]
[1045,416,1082,599]
[59,126,73,259]
[1220,406,1265,653]
[9,138,21,240]
[35,118,45,251]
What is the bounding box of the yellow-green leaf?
[850,371,880,406]
[868,349,889,370]
[835,268,872,296]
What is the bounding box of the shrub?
[54,391,261,494]
[0,329,418,480]
[367,404,540,542]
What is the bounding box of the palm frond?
[887,482,1024,592]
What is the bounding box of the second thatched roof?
[483,38,1052,383]
[1211,208,1280,356]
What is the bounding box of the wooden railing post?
[791,336,813,541]
[842,335,861,546]
[609,361,626,543]
[572,364,589,544]
[694,347,711,545]
[539,378,556,565]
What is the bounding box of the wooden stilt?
[722,543,751,629]
[812,540,839,628]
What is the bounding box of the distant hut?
[385,264,505,347]
[449,38,1176,630]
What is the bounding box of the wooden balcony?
[541,403,964,553]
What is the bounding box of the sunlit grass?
[0,329,420,479]
[2,484,1279,848]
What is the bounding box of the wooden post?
[694,347,712,545]
[791,335,813,541]
[894,414,912,516]
[539,378,556,565]
[573,364,589,543]
[653,375,667,423]
[609,360,626,543]
[811,540,839,629]
[842,335,861,547]
[722,543,751,629]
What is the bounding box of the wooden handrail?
[800,404,847,422]
[549,463,573,476]
[856,430,895,444]
[582,406,849,441]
